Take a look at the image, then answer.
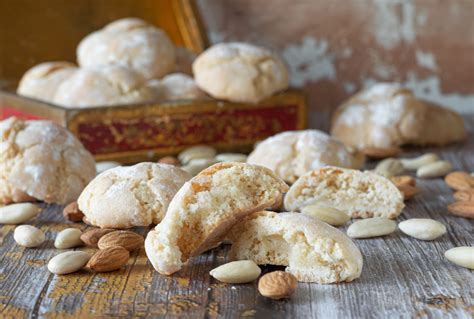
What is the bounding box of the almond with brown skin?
[80,228,115,247]
[98,231,144,251]
[362,146,401,159]
[444,171,474,191]
[62,201,84,222]
[453,189,474,202]
[397,184,419,200]
[86,246,129,272]
[447,201,474,219]
[258,271,298,300]
[158,156,181,166]
[391,175,416,187]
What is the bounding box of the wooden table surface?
[1,116,473,319]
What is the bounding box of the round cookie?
[0,117,96,205]
[193,42,289,103]
[77,162,191,229]
[145,162,289,275]
[247,130,365,184]
[77,17,176,80]
[148,73,207,101]
[229,211,363,283]
[284,167,405,219]
[17,62,77,102]
[330,83,466,151]
[53,65,155,108]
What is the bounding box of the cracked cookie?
[193,42,289,103]
[0,117,96,204]
[330,83,466,151]
[247,130,365,184]
[77,162,191,229]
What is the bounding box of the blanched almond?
[0,203,40,224]
[14,225,45,247]
[178,145,216,164]
[398,219,446,240]
[444,247,474,270]
[416,161,453,178]
[401,153,439,170]
[210,260,261,284]
[48,251,91,275]
[55,228,83,249]
[301,205,349,226]
[347,218,397,238]
[375,158,404,178]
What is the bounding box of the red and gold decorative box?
[0,0,306,163]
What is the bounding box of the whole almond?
[390,175,416,187]
[444,247,474,270]
[258,271,298,300]
[55,228,83,249]
[362,146,401,159]
[86,246,129,272]
[98,231,144,251]
[80,228,115,247]
[210,260,261,284]
[347,217,397,238]
[447,201,474,219]
[416,161,453,178]
[14,225,45,247]
[301,205,350,226]
[158,156,181,166]
[215,153,248,163]
[397,184,419,200]
[401,153,439,170]
[178,145,216,164]
[181,158,217,176]
[398,219,446,240]
[48,251,91,275]
[95,161,121,174]
[453,189,474,202]
[444,171,474,191]
[0,203,40,224]
[375,158,404,178]
[62,201,84,222]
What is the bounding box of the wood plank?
[0,116,473,318]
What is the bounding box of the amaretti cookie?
[229,211,363,283]
[0,117,96,205]
[77,163,190,229]
[148,73,206,101]
[193,42,289,103]
[77,17,176,80]
[53,65,155,108]
[330,83,466,151]
[145,162,289,275]
[284,167,405,219]
[17,61,77,102]
[247,130,365,184]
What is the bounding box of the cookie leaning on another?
[0,117,96,204]
[284,167,405,219]
[78,163,191,229]
[330,83,466,152]
[145,162,289,275]
[193,42,289,103]
[247,130,365,184]
[228,211,363,283]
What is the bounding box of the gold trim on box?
[173,0,208,53]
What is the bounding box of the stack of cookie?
[16,17,290,108]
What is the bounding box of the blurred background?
[1,0,473,129]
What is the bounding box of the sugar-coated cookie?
[0,117,96,204]
[330,83,466,150]
[77,17,176,80]
[247,130,365,184]
[78,162,191,229]
[193,42,289,103]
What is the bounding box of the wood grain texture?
[1,116,473,318]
